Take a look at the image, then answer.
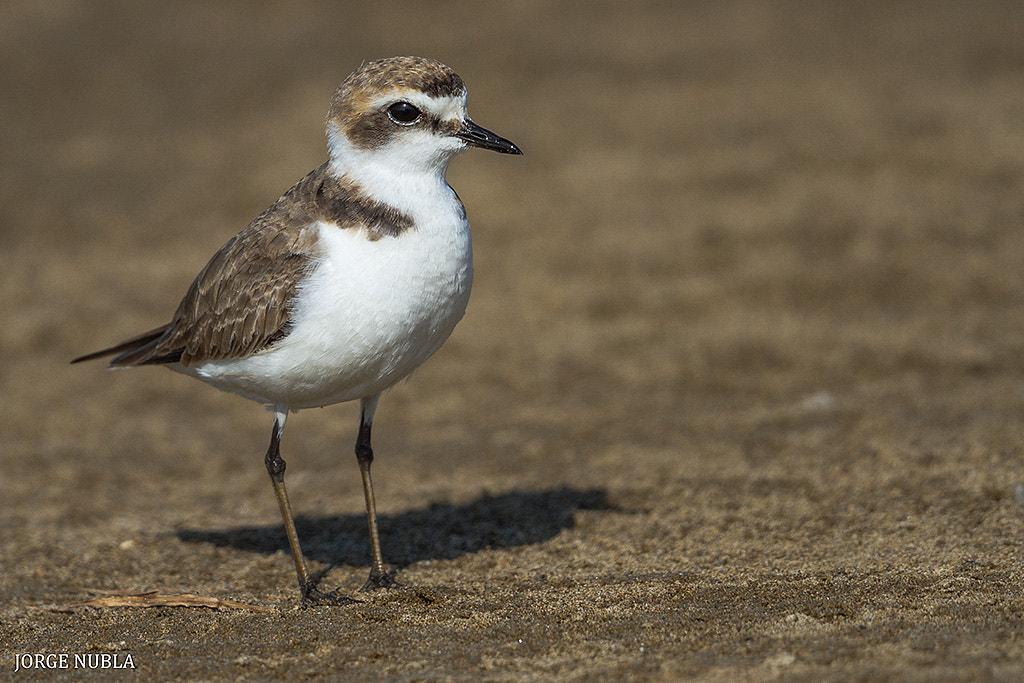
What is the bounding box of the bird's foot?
[300,582,361,606]
[360,567,400,591]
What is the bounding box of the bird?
[72,56,522,605]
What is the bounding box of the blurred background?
[2,1,1024,677]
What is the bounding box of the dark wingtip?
[70,323,174,367]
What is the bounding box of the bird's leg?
[265,408,355,605]
[357,394,398,590]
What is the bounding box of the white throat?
[326,123,464,214]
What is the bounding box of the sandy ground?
[2,1,1024,680]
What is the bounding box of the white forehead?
[369,89,467,121]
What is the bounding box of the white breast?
[187,185,473,409]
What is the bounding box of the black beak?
[456,119,523,155]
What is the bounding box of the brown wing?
[72,163,413,368]
[145,222,321,366]
[76,166,329,368]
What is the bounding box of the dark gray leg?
[265,408,356,605]
[357,394,397,590]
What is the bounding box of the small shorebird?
[73,56,521,604]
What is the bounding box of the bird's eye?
[387,101,421,125]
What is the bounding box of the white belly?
[183,212,473,409]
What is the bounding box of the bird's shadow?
[175,486,612,568]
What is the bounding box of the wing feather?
[105,166,328,367]
[73,162,414,369]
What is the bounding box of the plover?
[72,56,522,604]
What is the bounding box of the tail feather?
[71,324,176,366]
